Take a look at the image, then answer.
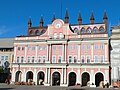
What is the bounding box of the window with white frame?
[81,45,84,50]
[74,45,78,50]
[5,56,8,61]
[58,46,62,50]
[28,46,31,50]
[58,56,62,63]
[43,46,46,50]
[38,56,41,63]
[53,46,56,50]
[87,45,90,50]
[100,44,104,50]
[32,46,35,50]
[22,47,25,51]
[59,33,64,39]
[39,46,42,50]
[94,45,98,50]
[82,56,84,63]
[68,45,72,50]
[54,33,58,39]
[94,56,98,62]
[21,57,24,63]
[1,56,4,61]
[69,56,72,63]
[17,57,19,63]
[100,56,104,63]
[87,56,90,63]
[74,56,77,63]
[28,57,30,63]
[32,57,34,63]
[52,56,56,63]
[43,56,46,63]
[18,47,20,51]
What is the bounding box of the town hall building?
[11,10,110,87]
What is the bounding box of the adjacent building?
[110,25,120,84]
[11,11,110,87]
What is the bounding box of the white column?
[47,45,49,61]
[91,44,94,63]
[90,69,94,84]
[35,45,38,63]
[77,69,80,84]
[33,68,37,85]
[11,68,15,84]
[64,68,66,84]
[105,69,109,83]
[22,69,26,82]
[77,44,80,62]
[13,45,17,63]
[61,68,63,84]
[45,68,48,83]
[64,44,67,63]
[25,45,27,63]
[49,44,52,62]
[104,43,107,62]
[62,45,65,63]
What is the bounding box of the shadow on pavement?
[0,88,14,90]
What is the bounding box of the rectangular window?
[38,56,41,63]
[21,57,24,63]
[87,45,90,50]
[39,46,42,50]
[28,46,31,50]
[74,45,78,50]
[82,56,84,63]
[43,56,46,63]
[68,45,72,50]
[95,56,98,62]
[69,56,72,63]
[58,46,62,50]
[74,56,77,63]
[52,56,56,63]
[22,47,25,51]
[32,57,34,63]
[53,46,56,50]
[58,56,61,63]
[100,56,104,63]
[18,47,20,51]
[32,47,35,50]
[5,56,8,61]
[94,45,98,50]
[87,56,90,63]
[1,56,4,61]
[17,57,19,63]
[81,45,84,50]
[100,45,104,50]
[43,46,46,50]
[28,57,30,63]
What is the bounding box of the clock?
[55,22,62,29]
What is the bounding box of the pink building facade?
[11,11,110,87]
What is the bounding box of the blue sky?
[0,0,119,38]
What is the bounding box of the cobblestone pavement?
[0,84,120,90]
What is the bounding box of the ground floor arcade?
[11,63,110,87]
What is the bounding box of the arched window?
[30,30,34,35]
[74,56,77,63]
[99,27,104,32]
[87,28,91,33]
[95,56,98,62]
[52,56,56,63]
[69,56,72,63]
[81,29,85,34]
[36,30,40,35]
[38,56,41,63]
[87,56,90,63]
[43,56,46,63]
[28,57,30,63]
[93,29,97,33]
[32,57,34,63]
[82,56,84,63]
[74,28,78,33]
[17,57,19,63]
[58,56,62,63]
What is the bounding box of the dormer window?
[59,33,64,39]
[87,29,91,33]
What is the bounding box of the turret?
[52,14,56,22]
[90,12,94,24]
[40,17,44,27]
[78,12,82,25]
[28,18,32,28]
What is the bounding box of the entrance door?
[52,72,60,86]
[82,72,90,86]
[69,72,76,86]
[95,73,104,87]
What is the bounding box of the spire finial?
[78,12,82,25]
[90,12,94,24]
[40,16,44,27]
[103,11,108,19]
[52,13,56,22]
[65,9,69,23]
[28,18,32,28]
